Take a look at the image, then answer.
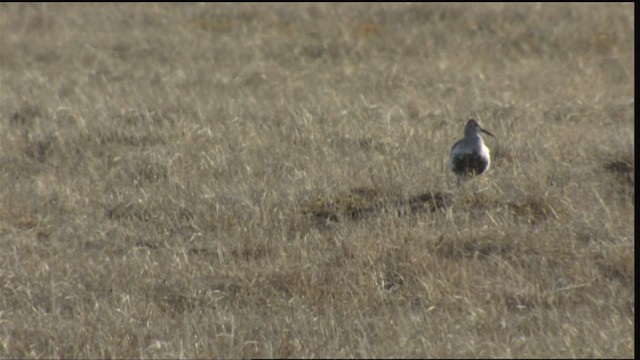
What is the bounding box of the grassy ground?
[0,3,634,358]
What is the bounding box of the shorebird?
[449,119,495,182]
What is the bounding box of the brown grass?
[0,3,634,358]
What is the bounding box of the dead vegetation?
[0,3,634,358]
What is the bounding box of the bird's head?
[465,119,495,138]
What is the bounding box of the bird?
[449,119,495,182]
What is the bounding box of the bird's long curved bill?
[480,128,495,138]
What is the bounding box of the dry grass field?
[0,3,634,358]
